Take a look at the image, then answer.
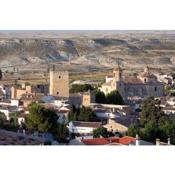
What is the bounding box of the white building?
[0,106,21,120]
[68,121,101,135]
[94,109,121,119]
[162,107,175,115]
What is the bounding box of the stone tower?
[49,67,69,98]
[113,65,122,82]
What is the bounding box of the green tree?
[140,120,163,142]
[68,105,78,122]
[26,103,58,133]
[25,103,69,142]
[140,97,164,125]
[53,124,69,142]
[159,117,175,143]
[127,124,139,137]
[68,105,99,122]
[93,127,108,138]
[78,106,98,122]
[128,97,175,144]
[95,90,106,103]
[70,84,94,93]
[106,90,124,105]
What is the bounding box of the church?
[100,65,164,102]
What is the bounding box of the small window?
[59,76,61,79]
[57,91,59,95]
[144,78,146,82]
[155,87,157,91]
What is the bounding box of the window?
[155,87,157,91]
[57,91,59,95]
[59,75,61,79]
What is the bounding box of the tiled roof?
[82,137,119,145]
[124,77,143,84]
[118,136,136,145]
[20,93,44,101]
[81,136,137,145]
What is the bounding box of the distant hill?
[0,31,175,72]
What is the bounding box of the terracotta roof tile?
[118,136,136,145]
[82,137,119,145]
[124,77,143,84]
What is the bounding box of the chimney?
[168,138,171,145]
[135,134,140,146]
[156,138,160,146]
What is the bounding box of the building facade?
[49,68,69,98]
[69,91,95,107]
[11,83,48,99]
[100,66,164,102]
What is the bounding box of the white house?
[68,121,101,135]
[166,97,175,106]
[94,109,121,119]
[0,105,21,120]
[162,107,175,115]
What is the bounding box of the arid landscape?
[0,30,175,82]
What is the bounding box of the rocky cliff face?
[1,32,175,71]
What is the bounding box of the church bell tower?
[113,65,122,82]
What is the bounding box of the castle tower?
[49,68,69,98]
[113,65,122,82]
[82,91,95,107]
